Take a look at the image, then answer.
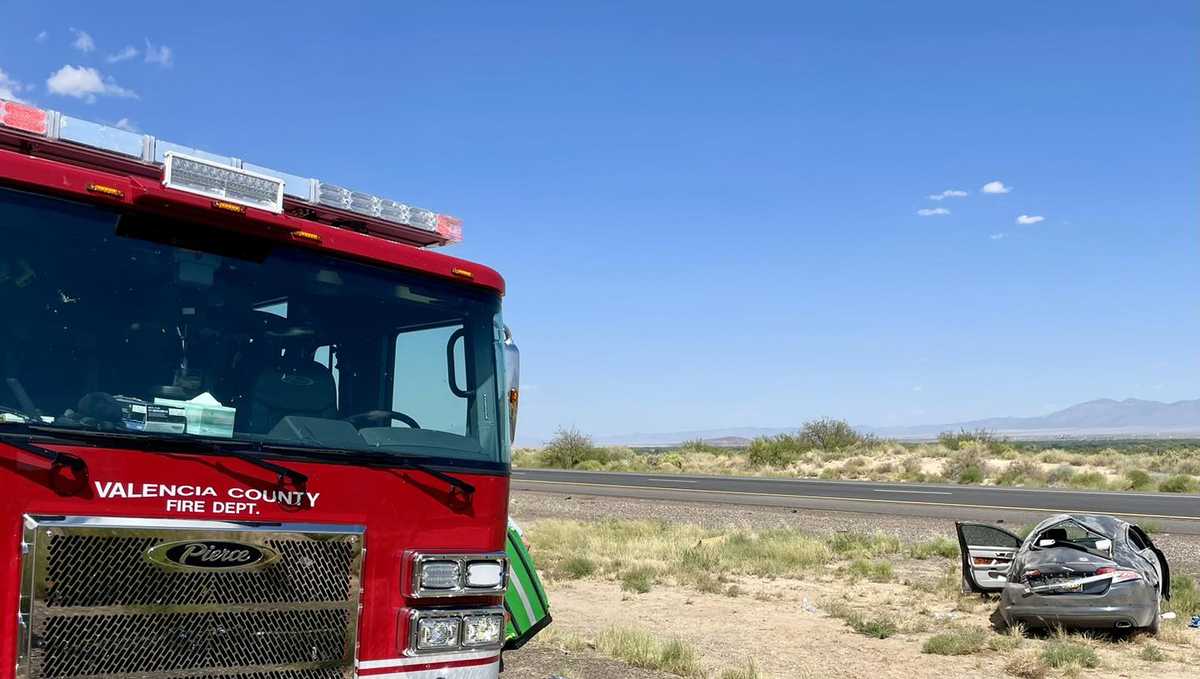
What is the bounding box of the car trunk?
[1022,554,1116,595]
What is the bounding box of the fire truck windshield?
[0,186,506,471]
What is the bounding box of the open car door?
[956,522,1023,594]
[1130,524,1171,601]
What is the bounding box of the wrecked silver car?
[956,514,1170,633]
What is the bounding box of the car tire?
[1144,599,1161,636]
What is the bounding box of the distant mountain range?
[588,398,1200,447]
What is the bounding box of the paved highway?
[512,469,1200,529]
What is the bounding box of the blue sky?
[2,2,1197,442]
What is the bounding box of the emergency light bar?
[0,98,462,246]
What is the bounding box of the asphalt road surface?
[513,469,1200,531]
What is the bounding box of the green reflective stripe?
[504,523,551,646]
[508,564,537,622]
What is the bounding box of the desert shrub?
[1067,471,1110,490]
[1004,651,1048,679]
[987,627,1024,652]
[1039,641,1098,669]
[541,427,600,468]
[899,455,927,481]
[678,438,725,454]
[574,459,604,471]
[560,555,598,579]
[1138,644,1166,662]
[939,428,1007,454]
[842,455,865,469]
[1123,468,1154,491]
[943,447,990,484]
[827,532,902,558]
[719,661,764,679]
[802,418,867,451]
[845,559,893,582]
[746,419,869,466]
[657,453,686,470]
[619,565,657,593]
[597,628,703,677]
[922,627,988,655]
[908,536,959,560]
[1159,474,1200,493]
[824,602,897,638]
[746,434,812,466]
[852,617,898,638]
[1166,575,1200,620]
[1046,465,1077,486]
[995,459,1046,487]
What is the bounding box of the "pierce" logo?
[145,540,280,572]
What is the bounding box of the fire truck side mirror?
[503,326,520,443]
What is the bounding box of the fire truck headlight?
[419,560,461,591]
[409,607,504,654]
[409,552,508,597]
[415,616,460,651]
[461,613,504,647]
[465,560,506,589]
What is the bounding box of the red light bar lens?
[0,100,48,135]
[436,215,463,243]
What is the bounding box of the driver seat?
[245,346,338,434]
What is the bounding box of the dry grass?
[527,518,938,590]
[596,627,704,676]
[523,517,1200,677]
[921,626,990,655]
[515,435,1200,492]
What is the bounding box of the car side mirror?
[1095,539,1112,552]
[1037,539,1056,547]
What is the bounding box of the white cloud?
[1016,214,1045,225]
[70,28,95,53]
[46,65,137,103]
[0,74,26,102]
[989,233,1006,240]
[114,118,138,132]
[106,46,140,64]
[917,207,950,216]
[981,180,1012,194]
[35,31,49,44]
[0,69,28,102]
[143,39,173,67]
[928,189,968,201]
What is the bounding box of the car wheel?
[1145,599,1161,636]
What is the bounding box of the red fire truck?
[0,98,522,679]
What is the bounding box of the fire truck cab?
[0,99,520,679]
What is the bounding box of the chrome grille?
[19,516,363,679]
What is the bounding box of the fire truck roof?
[0,98,503,295]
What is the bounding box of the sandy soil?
[507,491,1200,678]
[518,575,1200,679]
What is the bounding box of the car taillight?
[1096,566,1141,583]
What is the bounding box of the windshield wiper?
[248,442,476,496]
[0,429,88,474]
[0,424,306,487]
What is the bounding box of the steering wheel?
[347,410,421,429]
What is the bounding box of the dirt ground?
[506,490,1200,679]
